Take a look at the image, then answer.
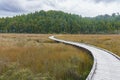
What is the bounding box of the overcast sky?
[0,0,120,17]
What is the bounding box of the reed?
[58,34,120,56]
[0,34,93,80]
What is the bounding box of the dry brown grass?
[57,34,120,56]
[0,34,93,80]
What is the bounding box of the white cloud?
[0,0,120,17]
[93,0,120,3]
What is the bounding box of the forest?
[0,10,120,34]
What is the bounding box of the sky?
[0,0,120,17]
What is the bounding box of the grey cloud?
[0,0,120,17]
[0,0,25,13]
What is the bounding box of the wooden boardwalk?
[49,36,120,80]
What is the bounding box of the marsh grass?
[58,34,120,56]
[0,34,93,80]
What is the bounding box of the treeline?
[0,10,120,34]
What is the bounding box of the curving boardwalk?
[49,36,120,80]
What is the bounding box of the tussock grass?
[58,34,120,56]
[0,34,93,80]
